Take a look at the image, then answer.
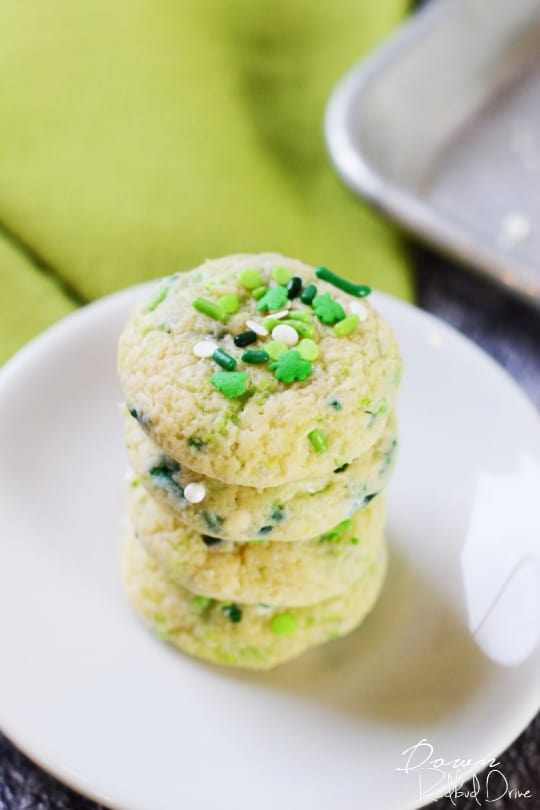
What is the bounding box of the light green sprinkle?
[266,340,288,360]
[283,320,316,339]
[334,314,360,337]
[350,538,360,545]
[271,613,297,637]
[193,298,227,322]
[360,397,371,407]
[218,294,239,314]
[297,339,319,361]
[239,269,264,290]
[272,266,293,286]
[263,317,281,331]
[193,595,212,609]
[211,371,249,399]
[288,310,312,322]
[147,286,169,312]
[130,478,139,488]
[308,429,328,453]
[252,286,267,300]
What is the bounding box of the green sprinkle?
[211,371,249,398]
[334,314,360,337]
[312,293,345,325]
[322,518,353,542]
[147,286,169,312]
[218,294,239,314]
[193,595,213,609]
[315,267,371,298]
[300,284,317,304]
[266,340,288,360]
[242,349,269,364]
[252,286,267,300]
[239,268,264,290]
[271,613,297,637]
[269,350,312,383]
[213,348,237,371]
[257,286,288,312]
[297,339,319,361]
[288,310,312,322]
[193,298,227,322]
[272,266,293,285]
[263,317,281,331]
[222,603,242,623]
[350,537,360,545]
[308,429,328,453]
[283,320,316,339]
[130,478,139,487]
[360,397,371,408]
[188,437,205,450]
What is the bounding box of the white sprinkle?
[349,301,369,321]
[184,482,207,503]
[246,319,269,337]
[500,212,531,245]
[193,340,217,358]
[271,309,290,320]
[272,324,298,346]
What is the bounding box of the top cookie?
[118,253,401,487]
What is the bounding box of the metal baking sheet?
[325,0,540,308]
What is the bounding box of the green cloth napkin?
[0,0,412,364]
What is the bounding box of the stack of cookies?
[118,254,401,670]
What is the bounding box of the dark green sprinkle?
[203,512,224,532]
[193,297,227,322]
[201,535,223,547]
[334,463,349,473]
[300,284,317,304]
[315,267,371,298]
[213,348,237,371]
[271,507,286,523]
[222,603,242,623]
[149,464,184,499]
[286,276,302,299]
[363,493,378,505]
[233,330,257,348]
[128,407,152,430]
[242,349,270,364]
[188,437,205,450]
[329,400,343,411]
[258,525,273,535]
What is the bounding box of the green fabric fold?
[0,0,412,361]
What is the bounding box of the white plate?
[0,287,539,810]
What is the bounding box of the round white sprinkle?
[246,319,269,337]
[193,340,218,358]
[271,309,290,320]
[349,301,369,321]
[272,324,298,346]
[184,482,206,503]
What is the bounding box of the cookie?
[125,409,397,542]
[129,484,386,605]
[118,253,401,486]
[122,529,388,670]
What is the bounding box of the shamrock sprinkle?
[312,293,345,325]
[269,350,312,383]
[257,286,289,312]
[211,371,249,398]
